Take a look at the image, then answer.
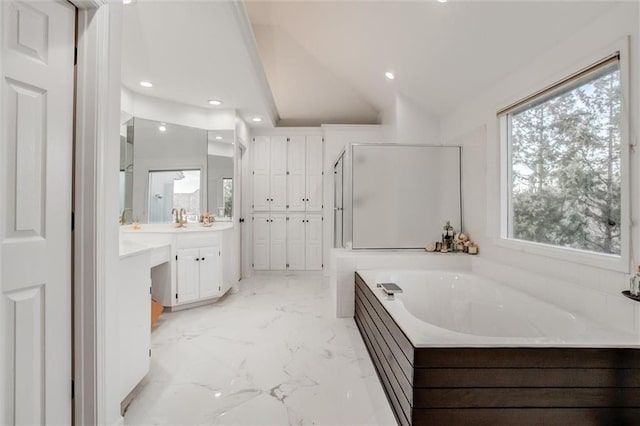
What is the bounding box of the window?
[148,170,201,223]
[222,177,233,218]
[502,55,623,256]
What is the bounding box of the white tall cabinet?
[253,134,323,271]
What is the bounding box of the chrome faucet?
[377,282,403,300]
[179,208,187,222]
[171,208,179,224]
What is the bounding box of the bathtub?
[354,270,640,426]
[356,269,638,347]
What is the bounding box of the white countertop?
[120,222,233,234]
[119,240,153,260]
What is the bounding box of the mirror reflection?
[119,117,235,224]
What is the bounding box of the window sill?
[493,237,628,274]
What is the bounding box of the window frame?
[497,39,631,273]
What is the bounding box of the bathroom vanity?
[121,222,235,310]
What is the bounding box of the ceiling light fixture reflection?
[140,81,153,88]
[208,99,223,106]
[385,72,395,80]
[159,124,167,132]
[252,117,262,122]
[215,136,223,140]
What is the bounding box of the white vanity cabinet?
[287,135,323,212]
[176,245,221,304]
[121,223,234,310]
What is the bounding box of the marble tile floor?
[124,272,397,426]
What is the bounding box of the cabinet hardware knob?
[202,257,205,261]
[302,198,305,201]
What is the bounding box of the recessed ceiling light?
[140,81,153,88]
[437,0,447,3]
[123,0,133,4]
[215,136,223,140]
[385,72,395,80]
[208,100,223,106]
[252,117,262,122]
[158,125,167,132]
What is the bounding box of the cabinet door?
[270,214,287,270]
[287,136,306,211]
[177,248,200,303]
[270,136,287,211]
[306,214,323,270]
[287,214,306,270]
[253,136,270,211]
[253,214,270,270]
[306,136,323,212]
[199,246,220,299]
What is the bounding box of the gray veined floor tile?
[124,272,396,426]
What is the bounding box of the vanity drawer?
[176,232,221,249]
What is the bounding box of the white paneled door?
[252,136,270,211]
[306,214,323,270]
[269,215,287,270]
[306,136,323,212]
[1,0,75,424]
[252,214,270,270]
[199,246,220,299]
[269,136,287,212]
[287,136,306,212]
[177,248,200,303]
[287,214,306,270]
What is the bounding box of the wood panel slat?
[356,273,414,366]
[412,407,640,426]
[414,368,640,388]
[356,299,413,412]
[413,388,640,408]
[414,348,640,369]
[356,288,414,388]
[355,314,410,426]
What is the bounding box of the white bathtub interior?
[356,269,639,348]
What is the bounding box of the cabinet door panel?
[287,214,306,270]
[306,214,323,270]
[306,136,323,212]
[253,214,270,270]
[253,173,270,211]
[177,248,200,303]
[199,246,220,299]
[253,136,270,211]
[287,136,306,211]
[270,136,287,211]
[270,215,287,270]
[253,136,270,175]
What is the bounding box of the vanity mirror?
[118,117,235,224]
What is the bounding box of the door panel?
[252,214,270,270]
[176,248,200,303]
[1,1,75,423]
[334,155,344,248]
[306,214,323,270]
[306,136,323,212]
[252,173,270,212]
[269,215,287,270]
[199,247,220,299]
[287,214,306,270]
[269,136,287,211]
[252,137,270,211]
[287,136,306,211]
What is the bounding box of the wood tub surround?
[354,272,640,426]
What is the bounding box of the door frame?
[70,0,122,425]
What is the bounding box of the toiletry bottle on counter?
[630,265,640,297]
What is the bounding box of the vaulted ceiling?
[122,1,615,128]
[245,1,613,126]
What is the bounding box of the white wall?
[440,3,640,297]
